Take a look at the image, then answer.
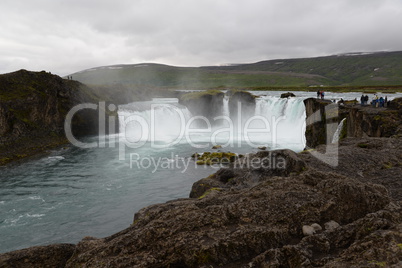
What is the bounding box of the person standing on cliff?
[360,94,364,106]
[317,90,320,99]
[379,96,384,107]
[321,91,325,99]
[385,96,388,107]
[364,95,369,105]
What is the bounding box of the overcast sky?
[1,0,402,76]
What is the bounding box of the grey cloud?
[1,0,402,75]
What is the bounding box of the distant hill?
[69,51,402,89]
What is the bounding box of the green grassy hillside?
[69,51,402,90]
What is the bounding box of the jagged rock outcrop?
[280,92,296,98]
[0,70,118,165]
[339,97,402,138]
[227,89,256,119]
[251,201,402,267]
[190,149,306,198]
[303,97,402,148]
[179,90,225,121]
[303,98,337,148]
[178,89,256,125]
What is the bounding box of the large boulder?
[179,90,224,121]
[190,149,307,198]
[227,89,256,119]
[280,92,296,98]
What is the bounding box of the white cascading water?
[244,96,306,148]
[118,98,192,143]
[222,95,230,117]
[331,118,346,143]
[118,96,306,151]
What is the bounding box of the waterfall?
[250,97,306,146]
[117,96,306,151]
[332,118,346,143]
[222,95,230,117]
[118,98,192,143]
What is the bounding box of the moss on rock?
[192,151,237,165]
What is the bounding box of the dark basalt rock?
[303,98,336,148]
[61,170,390,267]
[304,97,402,149]
[0,243,75,268]
[0,70,119,165]
[190,149,306,198]
[280,92,296,98]
[227,90,256,119]
[179,90,224,121]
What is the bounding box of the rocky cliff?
[0,70,118,165]
[303,98,338,148]
[227,89,256,119]
[304,97,402,148]
[179,89,256,125]
[339,100,402,138]
[179,90,225,121]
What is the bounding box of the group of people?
[316,90,325,99]
[315,90,390,108]
[361,94,388,107]
[360,94,370,105]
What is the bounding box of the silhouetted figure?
[379,97,384,107]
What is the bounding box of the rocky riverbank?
[1,135,402,267]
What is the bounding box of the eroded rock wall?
[0,70,118,164]
[304,97,402,148]
[179,90,225,121]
